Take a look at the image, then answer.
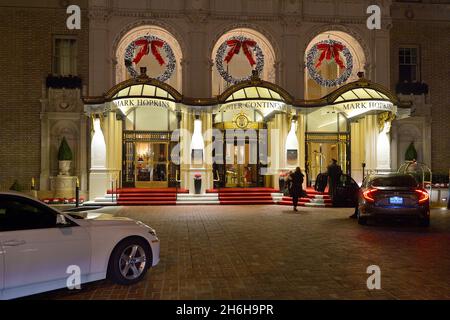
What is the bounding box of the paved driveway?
[34,206,450,300]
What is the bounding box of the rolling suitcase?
[314,173,328,192]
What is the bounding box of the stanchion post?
[75,177,80,207]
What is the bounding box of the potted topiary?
[405,142,417,161]
[9,179,23,192]
[58,137,73,176]
[194,173,202,194]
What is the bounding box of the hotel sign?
[114,98,173,109]
[334,100,395,118]
[219,100,288,116]
[113,97,175,114]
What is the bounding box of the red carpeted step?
[220,200,275,205]
[207,188,278,193]
[219,196,273,201]
[216,192,275,196]
[117,201,176,205]
[118,193,177,198]
[118,197,176,201]
[108,188,188,194]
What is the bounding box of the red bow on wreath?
[315,42,345,69]
[132,39,165,65]
[224,39,257,66]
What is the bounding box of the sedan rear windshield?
[370,175,418,188]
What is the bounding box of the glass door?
[224,143,258,187]
[122,131,174,188]
[306,133,349,187]
[135,142,168,188]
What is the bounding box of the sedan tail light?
[363,188,378,203]
[415,189,429,204]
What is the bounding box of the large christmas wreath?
[306,39,353,87]
[215,36,264,85]
[124,35,176,82]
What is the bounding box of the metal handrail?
[213,170,221,193]
[175,170,182,195]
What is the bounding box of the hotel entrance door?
[224,142,258,187]
[306,133,350,187]
[122,131,178,188]
[214,132,266,188]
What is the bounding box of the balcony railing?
[46,74,82,89]
[395,81,429,95]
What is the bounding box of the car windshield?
[370,175,418,188]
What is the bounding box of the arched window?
[304,31,366,100]
[211,28,276,96]
[115,25,183,93]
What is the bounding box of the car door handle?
[3,240,27,247]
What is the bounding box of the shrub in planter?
[404,142,417,161]
[9,180,23,192]
[58,137,73,175]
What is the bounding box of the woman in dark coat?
[288,167,304,211]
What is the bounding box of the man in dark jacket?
[327,159,342,204]
[288,167,304,212]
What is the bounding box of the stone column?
[351,121,364,184]
[89,116,108,200]
[297,112,306,188]
[180,110,193,190]
[79,115,88,192]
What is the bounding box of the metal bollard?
[75,178,80,207]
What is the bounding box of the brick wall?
[0,1,88,191]
[390,19,450,174]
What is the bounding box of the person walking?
[288,167,304,212]
[327,159,342,205]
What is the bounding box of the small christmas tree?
[58,137,73,161]
[404,142,418,161]
[9,179,23,192]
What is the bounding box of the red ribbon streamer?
[224,39,257,66]
[315,43,345,69]
[132,39,165,65]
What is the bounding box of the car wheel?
[108,237,152,285]
[418,217,430,228]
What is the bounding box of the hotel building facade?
[0,0,449,201]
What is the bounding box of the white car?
[0,192,160,300]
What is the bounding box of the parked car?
[0,192,160,300]
[356,173,430,226]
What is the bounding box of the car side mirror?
[56,213,70,227]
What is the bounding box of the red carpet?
[207,187,278,205]
[109,188,188,206]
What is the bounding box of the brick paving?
[33,206,450,300]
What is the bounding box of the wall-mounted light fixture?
[190,115,205,165]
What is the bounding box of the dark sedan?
[356,173,430,227]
